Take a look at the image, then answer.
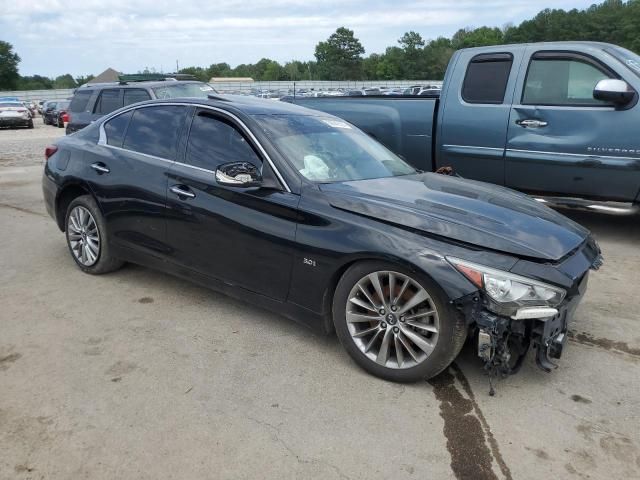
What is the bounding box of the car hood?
[320,173,589,261]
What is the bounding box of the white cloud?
[0,0,594,77]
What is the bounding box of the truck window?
[522,53,613,106]
[462,53,513,104]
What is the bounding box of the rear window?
[94,89,122,115]
[69,90,92,113]
[123,89,152,106]
[151,82,216,99]
[462,53,513,104]
[122,105,187,160]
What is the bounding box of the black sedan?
[43,100,70,127]
[42,97,601,383]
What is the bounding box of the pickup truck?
[290,41,640,213]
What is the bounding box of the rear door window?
[185,109,261,171]
[104,110,133,147]
[122,105,188,160]
[94,89,122,115]
[69,90,92,112]
[462,53,513,104]
[123,89,152,106]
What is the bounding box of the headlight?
[447,257,566,315]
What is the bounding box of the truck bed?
[289,97,437,172]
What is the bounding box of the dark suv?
[66,80,218,135]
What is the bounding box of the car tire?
[57,118,64,128]
[28,119,34,129]
[333,260,467,382]
[65,195,124,275]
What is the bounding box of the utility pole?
[176,60,179,73]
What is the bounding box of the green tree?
[178,66,208,81]
[206,62,232,79]
[0,40,21,90]
[315,27,365,80]
[398,31,426,79]
[17,75,53,90]
[451,26,504,49]
[75,74,95,85]
[54,74,76,89]
[422,37,455,80]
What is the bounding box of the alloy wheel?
[346,270,440,369]
[67,206,100,267]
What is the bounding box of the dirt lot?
[1,121,639,480]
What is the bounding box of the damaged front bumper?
[453,239,601,394]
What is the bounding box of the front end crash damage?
[455,295,570,394]
[451,251,601,395]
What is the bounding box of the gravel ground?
[0,124,639,480]
[0,119,65,168]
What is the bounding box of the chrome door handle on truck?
[516,119,548,128]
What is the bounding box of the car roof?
[126,95,325,116]
[77,80,206,90]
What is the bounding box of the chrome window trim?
[97,102,291,192]
[103,143,176,166]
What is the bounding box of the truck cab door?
[437,50,523,185]
[505,48,640,202]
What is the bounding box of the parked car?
[42,96,601,383]
[23,101,36,117]
[418,88,441,97]
[291,41,640,213]
[37,100,47,115]
[43,100,70,127]
[66,79,218,134]
[42,101,57,124]
[0,101,34,129]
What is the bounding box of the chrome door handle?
[170,185,195,199]
[90,162,110,173]
[516,119,548,128]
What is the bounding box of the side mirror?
[593,79,635,106]
[215,162,262,188]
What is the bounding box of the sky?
[1,0,595,78]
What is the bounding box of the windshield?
[605,46,640,78]
[254,114,416,182]
[0,102,22,108]
[152,82,217,99]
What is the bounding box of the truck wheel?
[333,261,467,382]
[65,195,124,275]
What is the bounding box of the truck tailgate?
[289,97,436,172]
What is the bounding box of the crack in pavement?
[429,363,513,480]
[0,202,46,218]
[246,416,352,480]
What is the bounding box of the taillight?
[45,145,58,161]
[17,109,27,113]
[62,113,70,123]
